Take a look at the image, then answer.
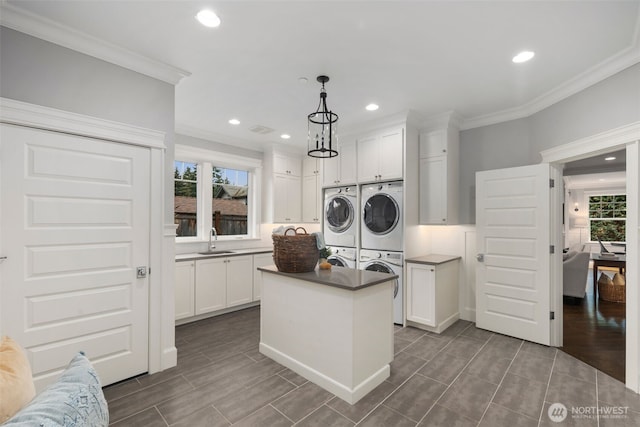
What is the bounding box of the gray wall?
[459,62,640,224]
[0,26,176,221]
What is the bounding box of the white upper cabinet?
[322,137,356,187]
[302,156,322,222]
[274,152,302,176]
[419,128,459,224]
[357,128,403,183]
[264,150,302,223]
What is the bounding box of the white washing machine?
[326,246,357,268]
[361,181,403,251]
[324,186,357,247]
[359,249,403,325]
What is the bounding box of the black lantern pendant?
[308,75,338,158]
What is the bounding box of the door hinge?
[550,245,555,254]
[550,311,555,320]
[549,179,555,188]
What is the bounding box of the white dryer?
[359,249,403,325]
[361,181,403,251]
[326,246,357,269]
[324,186,357,247]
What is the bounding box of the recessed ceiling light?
[281,134,291,139]
[228,118,240,125]
[196,10,221,28]
[512,51,535,63]
[298,77,308,84]
[605,156,616,161]
[599,178,606,182]
[365,103,379,111]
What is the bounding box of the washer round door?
[326,196,354,233]
[365,262,399,298]
[363,193,399,235]
[327,256,347,267]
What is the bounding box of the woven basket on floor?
[598,273,626,303]
[272,227,319,273]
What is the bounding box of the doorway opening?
[561,149,626,382]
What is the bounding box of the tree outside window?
[212,167,249,236]
[589,194,626,242]
[174,161,198,237]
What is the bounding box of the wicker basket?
[598,273,626,303]
[272,227,319,273]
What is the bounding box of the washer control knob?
[376,252,382,258]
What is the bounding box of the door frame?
[0,97,177,376]
[541,120,640,392]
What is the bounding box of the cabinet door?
[285,175,302,222]
[420,130,447,158]
[253,253,274,301]
[406,263,436,326]
[339,139,357,185]
[379,129,403,180]
[274,174,301,223]
[303,156,320,177]
[357,135,379,182]
[274,153,301,176]
[175,261,195,320]
[322,157,340,187]
[226,255,254,307]
[302,174,320,222]
[195,258,227,314]
[419,156,447,224]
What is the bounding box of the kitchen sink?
[198,250,235,255]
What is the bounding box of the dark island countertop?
[258,265,398,291]
[405,254,461,265]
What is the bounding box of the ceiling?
[564,149,627,176]
[2,1,639,153]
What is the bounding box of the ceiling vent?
[249,125,275,135]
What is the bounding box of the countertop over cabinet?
[175,247,273,261]
[405,254,461,265]
[258,265,398,291]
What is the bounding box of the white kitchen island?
[258,265,396,404]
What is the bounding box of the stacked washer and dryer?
[323,186,358,269]
[359,181,404,325]
[323,181,404,325]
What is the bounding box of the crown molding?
[462,13,640,131]
[420,110,463,132]
[0,2,191,85]
[0,97,166,149]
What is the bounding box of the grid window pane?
[212,167,249,236]
[174,161,198,237]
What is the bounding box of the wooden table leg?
[593,263,598,300]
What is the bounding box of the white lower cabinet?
[176,253,266,322]
[406,257,459,333]
[225,255,254,307]
[195,257,227,315]
[252,252,274,301]
[175,260,195,320]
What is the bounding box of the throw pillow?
[598,273,613,287]
[4,352,109,426]
[613,273,626,287]
[0,336,36,423]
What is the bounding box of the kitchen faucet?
[209,227,217,250]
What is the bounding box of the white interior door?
[476,164,552,345]
[0,123,150,390]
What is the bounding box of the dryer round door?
[328,256,347,267]
[326,196,354,233]
[363,193,399,235]
[365,262,399,298]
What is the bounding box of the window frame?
[174,145,262,243]
[585,189,626,243]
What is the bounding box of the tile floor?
[104,307,640,426]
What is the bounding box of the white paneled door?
[0,123,150,390]
[475,164,551,346]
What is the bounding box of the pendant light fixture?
[308,75,338,158]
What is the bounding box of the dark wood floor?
[561,269,626,382]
